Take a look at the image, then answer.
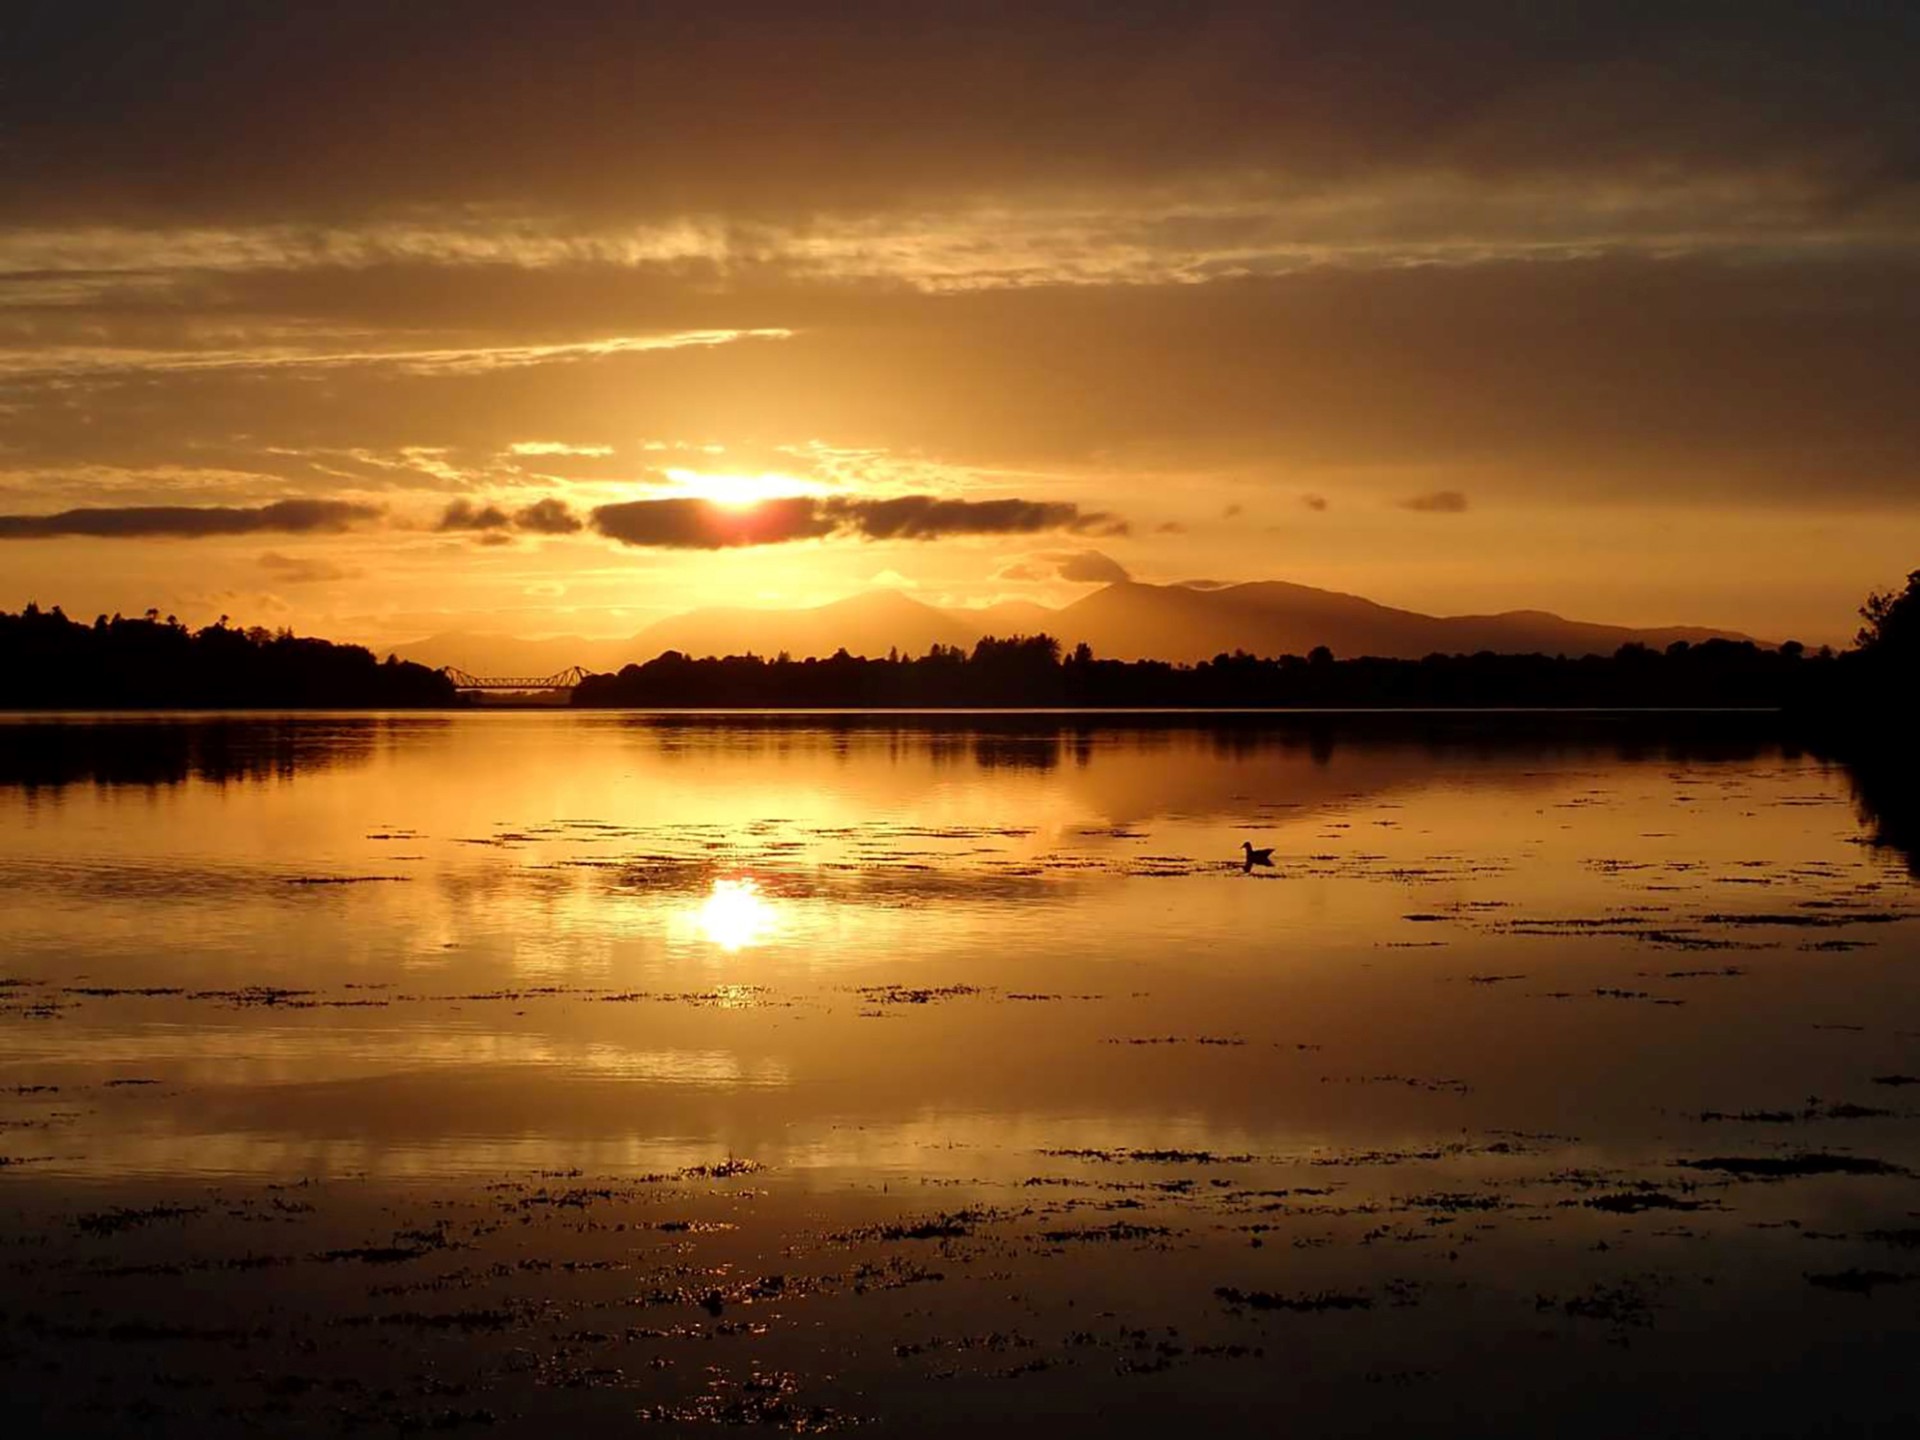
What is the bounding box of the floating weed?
[1804,1269,1916,1295]
[75,1204,205,1236]
[1215,1286,1371,1313]
[1677,1153,1906,1179]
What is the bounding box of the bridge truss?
[440,665,589,691]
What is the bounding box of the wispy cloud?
[0,329,792,382]
[3,178,1904,305]
[259,550,360,583]
[1398,490,1469,514]
[507,441,616,458]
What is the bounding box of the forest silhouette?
[0,605,454,709]
[1,571,1912,722]
[573,633,1821,709]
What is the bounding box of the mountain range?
[395,581,1752,676]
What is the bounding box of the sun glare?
[693,876,778,952]
[663,468,824,509]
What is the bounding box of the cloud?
[1301,494,1329,512]
[437,498,512,531]
[592,496,835,549]
[11,6,1912,232]
[1054,550,1131,584]
[827,495,1125,540]
[507,441,614,457]
[0,498,382,539]
[0,330,793,384]
[1153,520,1187,534]
[258,551,360,583]
[8,254,1916,515]
[1398,490,1470,513]
[513,497,583,534]
[590,494,1124,549]
[992,561,1048,583]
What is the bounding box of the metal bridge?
[440,665,589,692]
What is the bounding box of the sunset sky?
[4,1,1917,648]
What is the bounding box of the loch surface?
[2,712,1917,1436]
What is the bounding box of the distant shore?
[4,603,1909,733]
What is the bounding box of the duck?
[1241,841,1275,868]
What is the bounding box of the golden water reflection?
[688,876,779,953]
[3,715,1918,1435]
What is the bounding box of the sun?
[664,468,825,509]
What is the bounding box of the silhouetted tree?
[1857,570,1920,657]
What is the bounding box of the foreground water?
[2,712,1917,1436]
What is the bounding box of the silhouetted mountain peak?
[398,578,1757,671]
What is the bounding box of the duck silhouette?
[1241,841,1275,871]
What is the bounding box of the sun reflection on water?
[693,877,778,952]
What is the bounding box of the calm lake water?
[3,712,1917,1436]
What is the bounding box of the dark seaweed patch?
[1804,1269,1915,1294]
[76,1204,205,1236]
[1215,1286,1371,1312]
[1677,1153,1906,1179]
[1584,1191,1712,1214]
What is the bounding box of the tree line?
[2,569,1912,718]
[570,633,1830,709]
[0,605,456,709]
[573,567,1917,720]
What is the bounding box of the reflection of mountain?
[0,717,443,789]
[399,582,1751,673]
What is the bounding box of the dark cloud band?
[828,495,1125,540]
[436,499,512,531]
[0,499,382,539]
[513,497,585,534]
[591,497,835,549]
[591,495,1125,549]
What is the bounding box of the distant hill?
[397,581,1753,673]
[1046,582,1746,663]
[632,590,978,664]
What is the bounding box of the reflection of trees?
[0,718,446,790]
[616,712,1801,829]
[1839,750,1919,878]
[971,732,1061,770]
